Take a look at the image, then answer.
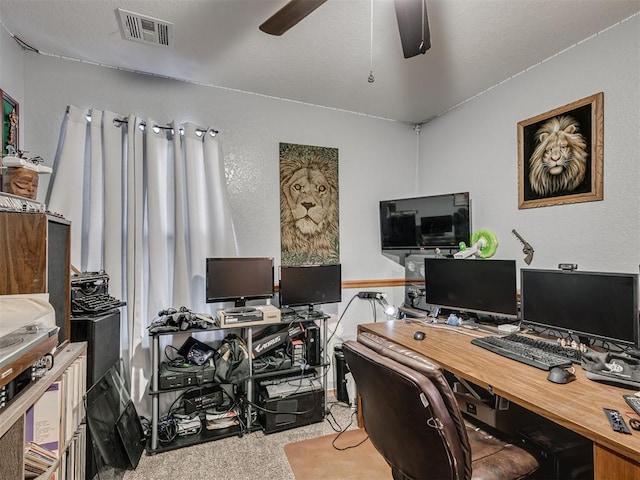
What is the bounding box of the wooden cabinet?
[0,212,71,345]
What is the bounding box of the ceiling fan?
[259,0,431,59]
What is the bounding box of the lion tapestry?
[517,92,603,209]
[280,143,339,266]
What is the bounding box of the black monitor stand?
[298,305,323,319]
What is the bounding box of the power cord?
[157,416,179,444]
[324,401,352,432]
[330,410,369,451]
[164,344,186,367]
[327,294,359,344]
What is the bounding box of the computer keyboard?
[503,334,583,363]
[471,334,574,370]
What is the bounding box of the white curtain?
[45,105,237,416]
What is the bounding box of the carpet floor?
[284,428,392,480]
[121,399,376,480]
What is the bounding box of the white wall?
[21,54,414,278]
[14,48,413,354]
[418,15,640,278]
[0,24,25,149]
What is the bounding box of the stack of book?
[24,354,88,479]
[24,442,56,478]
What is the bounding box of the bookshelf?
[0,342,87,479]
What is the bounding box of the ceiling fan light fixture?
[259,0,328,36]
[394,0,431,58]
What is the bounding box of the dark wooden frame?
[1,90,20,193]
[1,89,19,156]
[517,92,603,209]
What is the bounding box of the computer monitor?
[379,192,471,250]
[279,264,342,313]
[205,257,274,307]
[424,258,518,320]
[520,269,639,347]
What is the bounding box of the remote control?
[604,408,631,434]
[623,394,640,416]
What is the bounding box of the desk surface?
[358,320,640,468]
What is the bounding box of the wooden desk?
[358,320,640,479]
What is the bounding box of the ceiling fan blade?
[259,0,328,36]
[394,0,431,58]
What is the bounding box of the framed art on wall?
[279,142,339,266]
[517,92,603,209]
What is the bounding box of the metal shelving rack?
[147,325,246,454]
[147,313,329,453]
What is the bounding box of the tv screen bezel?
[205,257,275,306]
[279,264,342,309]
[520,268,639,347]
[423,257,519,319]
[379,192,471,250]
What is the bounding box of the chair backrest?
[357,332,471,458]
[343,338,472,480]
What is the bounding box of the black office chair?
[342,333,539,480]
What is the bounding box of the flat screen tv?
[520,269,639,347]
[379,192,471,250]
[205,257,274,307]
[279,264,342,312]
[424,257,518,319]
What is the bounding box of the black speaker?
[70,311,121,388]
[46,217,71,345]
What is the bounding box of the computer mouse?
[547,367,576,384]
[413,331,426,341]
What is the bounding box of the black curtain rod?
[112,117,218,137]
[68,108,219,136]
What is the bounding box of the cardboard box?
[217,305,281,328]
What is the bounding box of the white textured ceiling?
[1,0,639,124]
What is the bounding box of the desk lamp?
[357,291,399,319]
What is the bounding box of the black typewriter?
[71,271,126,316]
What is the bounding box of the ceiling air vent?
[117,8,174,48]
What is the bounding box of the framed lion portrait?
[280,142,339,266]
[517,92,603,209]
